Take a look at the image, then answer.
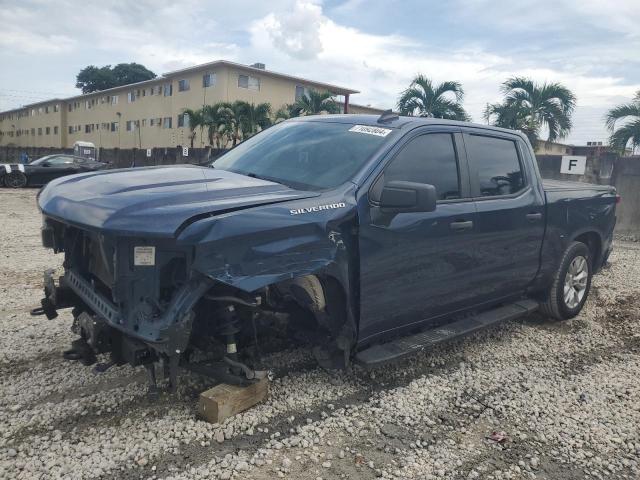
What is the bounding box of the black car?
[1,154,107,188]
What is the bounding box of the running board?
[355,300,538,367]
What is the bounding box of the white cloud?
[261,1,324,59]
[249,1,640,143]
[1,0,639,144]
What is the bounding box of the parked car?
[34,114,617,396]
[1,154,107,188]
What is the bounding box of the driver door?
[357,129,480,343]
[37,156,78,184]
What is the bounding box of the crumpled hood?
[38,165,319,237]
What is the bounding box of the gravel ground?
[1,188,639,480]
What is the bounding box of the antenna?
[377,109,399,124]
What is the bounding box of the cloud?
[262,1,324,59]
[1,0,639,144]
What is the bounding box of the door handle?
[526,212,543,222]
[450,220,473,231]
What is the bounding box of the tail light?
[615,195,621,204]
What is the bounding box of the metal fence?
[0,146,227,168]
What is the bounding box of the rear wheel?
[4,171,27,188]
[540,241,592,320]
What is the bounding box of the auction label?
[349,125,392,137]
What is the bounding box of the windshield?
[213,121,392,190]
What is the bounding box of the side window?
[379,133,460,201]
[47,156,75,165]
[466,135,524,196]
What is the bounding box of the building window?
[111,122,119,132]
[203,73,216,88]
[142,119,147,127]
[32,128,36,136]
[149,118,155,127]
[54,104,59,112]
[85,124,93,133]
[178,79,190,92]
[163,83,173,96]
[295,85,309,101]
[46,127,51,135]
[126,120,133,131]
[111,95,119,105]
[142,89,146,97]
[127,92,135,103]
[163,117,172,129]
[177,113,190,128]
[45,106,49,114]
[238,74,260,91]
[38,128,42,135]
[54,126,59,135]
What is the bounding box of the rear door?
[358,128,481,342]
[462,130,545,302]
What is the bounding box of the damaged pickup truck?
[35,113,618,396]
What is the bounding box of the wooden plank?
[198,377,269,424]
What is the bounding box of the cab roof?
[293,114,526,138]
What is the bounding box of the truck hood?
[38,165,319,237]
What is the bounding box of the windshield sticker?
[349,125,392,137]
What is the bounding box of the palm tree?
[294,90,339,115]
[181,108,205,148]
[274,104,300,123]
[397,75,470,120]
[605,91,640,154]
[244,102,272,136]
[202,103,233,148]
[485,77,576,145]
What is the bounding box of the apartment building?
[0,60,377,150]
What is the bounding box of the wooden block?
[198,377,269,424]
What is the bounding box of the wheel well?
[574,232,601,267]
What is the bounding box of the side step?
[355,300,538,368]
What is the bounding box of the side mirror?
[379,180,437,213]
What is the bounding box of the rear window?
[466,135,524,196]
[214,121,392,191]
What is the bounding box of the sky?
[1,0,639,145]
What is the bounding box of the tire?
[4,171,27,188]
[540,241,592,320]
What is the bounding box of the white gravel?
[1,188,639,480]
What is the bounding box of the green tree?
[75,66,116,93]
[293,90,340,115]
[75,63,156,93]
[485,77,576,145]
[244,102,272,136]
[397,75,470,120]
[274,103,301,123]
[202,103,233,148]
[605,91,640,154]
[181,108,206,148]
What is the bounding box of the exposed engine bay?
[35,218,353,398]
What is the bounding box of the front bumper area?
[40,268,214,356]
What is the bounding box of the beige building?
[0,60,387,150]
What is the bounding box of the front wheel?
[540,241,592,320]
[4,171,27,188]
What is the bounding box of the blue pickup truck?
[36,113,617,393]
